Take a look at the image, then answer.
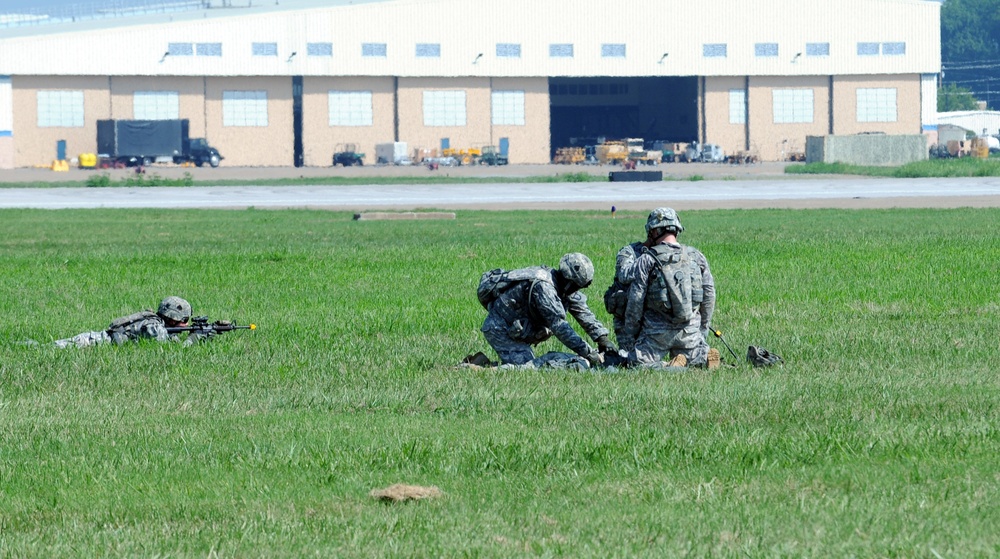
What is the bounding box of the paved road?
[2,177,1000,211]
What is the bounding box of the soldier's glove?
[595,335,617,355]
[585,349,605,368]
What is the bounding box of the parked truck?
[96,119,223,168]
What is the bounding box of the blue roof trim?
[0,131,12,137]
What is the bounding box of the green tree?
[938,83,980,111]
[940,0,1000,109]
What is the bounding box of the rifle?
[166,316,256,336]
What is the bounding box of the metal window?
[133,91,179,120]
[328,91,373,126]
[549,44,573,58]
[772,89,814,124]
[729,89,746,124]
[222,90,267,127]
[362,43,387,57]
[423,90,466,127]
[703,43,727,58]
[601,43,626,58]
[415,43,441,58]
[857,88,897,122]
[882,42,906,55]
[857,42,879,56]
[307,43,332,57]
[252,42,278,56]
[496,43,521,58]
[806,43,830,56]
[197,43,222,56]
[37,90,84,127]
[492,90,525,126]
[755,43,779,57]
[167,42,193,56]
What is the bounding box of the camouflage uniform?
[620,242,715,366]
[54,296,194,348]
[481,257,609,367]
[603,241,646,342]
[54,311,172,348]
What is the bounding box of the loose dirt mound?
[370,483,443,503]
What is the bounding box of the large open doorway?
[548,76,698,157]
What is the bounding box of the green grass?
[2,208,999,557]
[0,171,609,189]
[787,156,1000,177]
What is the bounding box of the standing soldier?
[619,208,717,367]
[479,253,616,368]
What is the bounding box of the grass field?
[2,207,999,557]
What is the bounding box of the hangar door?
[548,76,697,156]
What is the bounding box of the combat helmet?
[558,252,595,289]
[157,296,192,322]
[645,207,684,234]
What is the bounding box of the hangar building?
[0,0,941,168]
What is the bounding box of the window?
[133,91,179,120]
[602,43,626,58]
[492,90,524,126]
[37,90,84,127]
[496,43,521,58]
[549,44,573,58]
[882,42,906,55]
[423,90,466,126]
[755,43,778,57]
[197,43,222,56]
[857,42,879,56]
[167,42,193,56]
[416,43,440,58]
[857,88,897,122]
[729,89,746,124]
[328,91,373,126]
[307,43,332,57]
[806,43,829,56]
[222,90,267,127]
[252,42,277,56]
[703,43,727,58]
[772,89,813,123]
[362,43,387,57]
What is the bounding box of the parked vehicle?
[683,141,725,163]
[96,119,222,168]
[479,145,509,165]
[333,143,365,166]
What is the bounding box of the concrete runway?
[2,176,1000,211]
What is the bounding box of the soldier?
[604,238,650,343]
[480,253,616,368]
[54,296,203,348]
[619,208,717,367]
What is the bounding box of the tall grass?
[787,157,1000,177]
[1,208,999,557]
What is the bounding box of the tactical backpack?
[647,244,703,323]
[106,310,161,344]
[477,266,552,309]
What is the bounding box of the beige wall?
[12,76,111,167]
[832,74,922,136]
[397,77,550,164]
[489,77,550,164]
[398,77,491,159]
[703,76,748,158]
[0,136,12,169]
[748,76,831,161]
[110,76,208,138]
[302,77,395,167]
[205,76,293,167]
